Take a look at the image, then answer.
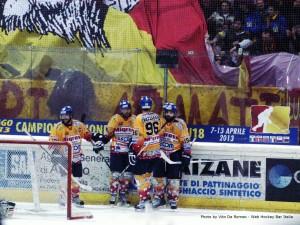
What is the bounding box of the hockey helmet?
[163,102,177,114]
[119,99,131,119]
[140,96,152,110]
[119,99,131,109]
[60,105,73,126]
[163,102,177,122]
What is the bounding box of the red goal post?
[0,139,92,220]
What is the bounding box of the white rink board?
[1,135,300,212]
[4,202,300,225]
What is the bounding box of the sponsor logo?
[266,158,300,202]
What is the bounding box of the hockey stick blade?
[24,130,93,191]
[191,158,236,163]
[159,151,181,164]
[160,151,236,164]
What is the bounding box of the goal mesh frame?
[0,139,90,220]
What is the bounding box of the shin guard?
[167,179,180,202]
[135,173,151,201]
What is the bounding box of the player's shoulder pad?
[72,119,83,126]
[112,114,122,120]
[136,113,143,120]
[55,122,64,130]
[173,118,187,130]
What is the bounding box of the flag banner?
[0,79,291,125]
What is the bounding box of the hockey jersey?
[49,120,91,163]
[159,118,191,155]
[133,112,164,159]
[106,114,136,154]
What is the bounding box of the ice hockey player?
[49,105,93,207]
[91,99,135,206]
[159,102,191,209]
[129,96,165,210]
[0,199,16,221]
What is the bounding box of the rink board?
[0,135,300,213]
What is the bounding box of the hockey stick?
[159,150,182,164]
[159,150,236,164]
[120,141,150,176]
[80,114,110,169]
[158,136,197,165]
[118,120,169,176]
[24,130,93,191]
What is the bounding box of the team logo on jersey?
[251,105,290,134]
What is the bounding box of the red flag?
[129,0,220,84]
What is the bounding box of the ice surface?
[4,203,300,225]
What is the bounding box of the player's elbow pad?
[91,133,110,144]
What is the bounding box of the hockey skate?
[117,193,130,207]
[109,194,117,205]
[72,196,84,208]
[152,197,166,209]
[134,200,151,211]
[169,200,177,210]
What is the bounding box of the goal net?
[0,139,92,220]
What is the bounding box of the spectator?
[290,25,300,55]
[244,0,266,36]
[234,0,254,22]
[208,0,235,28]
[262,3,288,52]
[224,18,252,53]
[199,0,218,20]
[289,0,300,27]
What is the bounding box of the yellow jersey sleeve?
[107,114,122,137]
[49,123,61,141]
[134,115,146,138]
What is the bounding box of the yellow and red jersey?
[49,119,91,163]
[106,114,136,154]
[133,112,164,159]
[159,118,191,155]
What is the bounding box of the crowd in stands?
[199,0,300,66]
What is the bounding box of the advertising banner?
[266,158,300,202]
[1,118,297,145]
[0,143,110,193]
[180,154,266,200]
[251,106,290,134]
[189,125,298,145]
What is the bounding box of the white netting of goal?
[0,140,92,220]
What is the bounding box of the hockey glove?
[91,133,109,153]
[128,151,136,166]
[128,137,144,154]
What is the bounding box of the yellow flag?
[238,57,251,93]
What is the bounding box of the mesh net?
[0,140,92,219]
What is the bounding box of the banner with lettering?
[181,154,266,200]
[0,118,297,145]
[0,79,293,126]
